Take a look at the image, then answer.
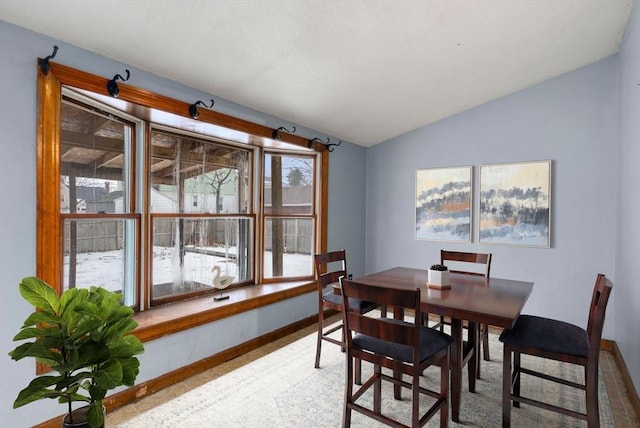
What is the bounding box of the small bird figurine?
[211,265,235,301]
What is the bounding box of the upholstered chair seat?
[499,315,589,358]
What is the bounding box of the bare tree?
[201,169,235,212]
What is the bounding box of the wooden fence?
[63,218,313,254]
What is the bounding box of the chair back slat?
[441,250,492,277]
[347,313,416,346]
[317,270,345,290]
[314,249,347,272]
[586,273,613,360]
[314,250,347,291]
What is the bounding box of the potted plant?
[8,276,144,428]
[428,264,451,289]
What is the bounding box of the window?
[37,63,328,311]
[60,92,140,308]
[263,153,315,279]
[149,128,253,304]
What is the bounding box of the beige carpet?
[117,324,614,427]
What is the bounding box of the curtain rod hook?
[272,126,296,140]
[326,140,342,152]
[189,99,215,119]
[107,69,131,98]
[38,45,59,75]
[308,137,341,152]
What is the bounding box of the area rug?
[117,323,614,427]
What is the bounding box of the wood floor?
[106,317,639,427]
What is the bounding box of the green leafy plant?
[8,277,144,428]
[430,264,449,271]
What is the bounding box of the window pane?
[151,216,253,299]
[151,130,250,214]
[264,154,314,215]
[63,218,137,306]
[264,218,313,278]
[60,100,130,214]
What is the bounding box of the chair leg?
[412,369,420,427]
[440,351,450,428]
[343,351,354,428]
[374,364,382,413]
[468,350,477,393]
[482,324,490,361]
[314,311,323,369]
[513,352,521,408]
[476,324,489,379]
[502,344,512,428]
[380,304,387,318]
[316,315,363,385]
[586,363,600,428]
[474,323,482,380]
[345,323,364,385]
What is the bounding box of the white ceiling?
[1,0,634,147]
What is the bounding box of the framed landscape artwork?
[479,160,551,247]
[415,166,472,242]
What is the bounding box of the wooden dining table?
[351,267,534,423]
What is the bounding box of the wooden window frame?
[261,152,317,283]
[37,61,330,344]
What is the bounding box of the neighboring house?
[60,181,241,214]
[74,199,86,213]
[114,188,176,213]
[155,174,241,214]
[60,182,106,213]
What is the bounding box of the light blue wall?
[365,3,640,396]
[617,1,640,394]
[366,56,619,338]
[0,21,43,428]
[0,21,367,426]
[328,141,368,278]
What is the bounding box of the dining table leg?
[468,321,478,392]
[450,318,463,423]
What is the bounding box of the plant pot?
[428,269,451,289]
[62,406,105,428]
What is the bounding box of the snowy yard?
[63,246,313,293]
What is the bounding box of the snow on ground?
[63,246,313,293]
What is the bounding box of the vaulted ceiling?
[1,0,634,146]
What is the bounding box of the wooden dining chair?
[434,249,492,378]
[340,278,453,428]
[499,273,613,427]
[313,250,377,383]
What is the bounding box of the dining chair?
[313,250,377,384]
[340,278,453,428]
[434,249,492,378]
[499,273,613,427]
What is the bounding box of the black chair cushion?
[499,315,589,358]
[353,319,453,363]
[323,290,377,312]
